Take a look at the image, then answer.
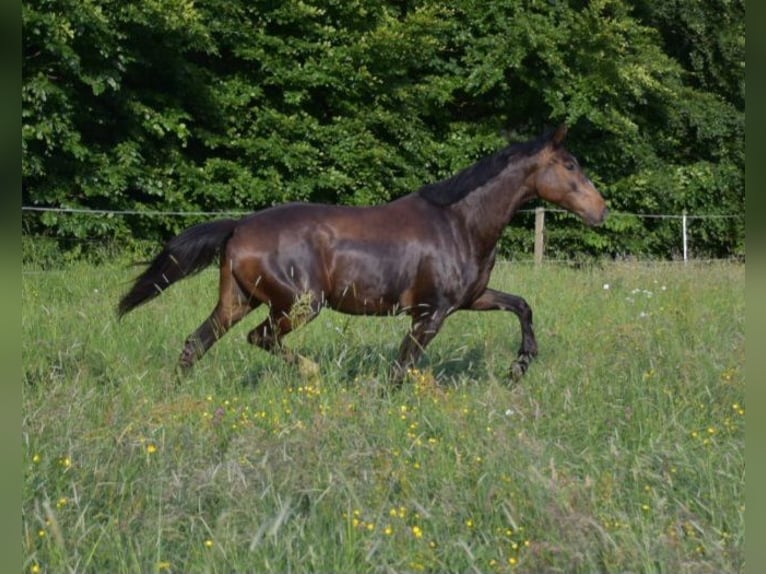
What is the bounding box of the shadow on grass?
[236,340,495,392]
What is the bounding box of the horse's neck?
[450,161,538,254]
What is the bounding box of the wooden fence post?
[534,207,545,266]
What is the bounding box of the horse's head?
[533,125,608,226]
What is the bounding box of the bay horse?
[118,125,607,384]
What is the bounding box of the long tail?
[117,218,239,318]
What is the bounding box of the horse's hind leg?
[468,288,538,380]
[247,295,321,362]
[178,266,258,369]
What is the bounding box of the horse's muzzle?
[588,206,608,226]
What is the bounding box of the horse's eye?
[565,161,576,171]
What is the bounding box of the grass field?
[22,258,744,574]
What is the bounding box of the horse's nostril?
[590,206,608,226]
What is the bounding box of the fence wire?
[21,204,744,269]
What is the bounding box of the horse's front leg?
[468,288,538,381]
[390,311,446,386]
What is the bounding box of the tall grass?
[22,259,744,573]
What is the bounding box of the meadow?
[22,257,744,573]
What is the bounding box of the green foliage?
[22,0,744,258]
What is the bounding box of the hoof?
[178,339,203,372]
[176,357,194,374]
[510,362,525,382]
[177,354,194,373]
[510,353,534,382]
[297,355,320,379]
[387,364,407,389]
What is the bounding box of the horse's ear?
[551,124,568,147]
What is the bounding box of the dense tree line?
[22,0,744,259]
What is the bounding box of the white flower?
[603,283,610,290]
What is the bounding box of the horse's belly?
[324,253,417,315]
[326,279,411,316]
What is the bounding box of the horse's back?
[230,196,440,247]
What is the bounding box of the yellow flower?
[392,506,407,518]
[466,519,474,528]
[146,444,158,454]
[30,564,41,574]
[411,525,423,538]
[204,539,214,548]
[384,525,393,536]
[32,454,41,464]
[56,497,68,509]
[157,561,172,571]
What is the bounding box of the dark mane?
[418,132,552,206]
